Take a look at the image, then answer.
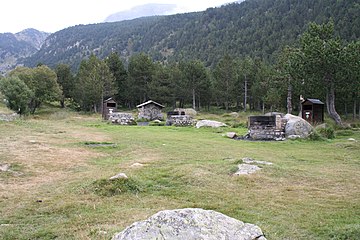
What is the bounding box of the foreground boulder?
[112,208,267,240]
[196,120,227,128]
[284,114,313,138]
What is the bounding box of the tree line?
[1,21,359,126]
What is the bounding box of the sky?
[1,0,235,34]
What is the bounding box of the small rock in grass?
[109,173,128,180]
[131,163,144,168]
[234,164,261,175]
[0,163,10,172]
[226,132,237,139]
[242,157,273,165]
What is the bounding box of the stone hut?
[301,98,324,124]
[136,100,164,121]
[102,98,117,120]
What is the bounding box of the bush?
[91,178,142,196]
[318,127,335,139]
[308,131,325,141]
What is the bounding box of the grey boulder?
[196,120,227,128]
[284,114,313,138]
[112,208,266,240]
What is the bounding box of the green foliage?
[127,53,155,106]
[0,76,33,114]
[105,52,128,106]
[6,66,61,114]
[308,131,325,141]
[91,178,141,196]
[73,54,115,112]
[317,127,336,139]
[212,55,238,111]
[55,63,74,108]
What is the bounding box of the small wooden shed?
[301,98,324,124]
[136,100,165,121]
[102,98,117,120]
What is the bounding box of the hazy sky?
[1,0,235,33]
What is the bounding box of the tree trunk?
[244,74,247,112]
[287,80,292,114]
[353,99,356,120]
[326,80,343,126]
[192,88,196,110]
[60,98,65,108]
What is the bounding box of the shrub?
[318,127,335,139]
[91,178,141,196]
[308,131,325,141]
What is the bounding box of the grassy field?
[0,107,359,239]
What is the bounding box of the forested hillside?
[24,0,360,69]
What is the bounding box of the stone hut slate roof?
[136,100,165,108]
[304,98,324,105]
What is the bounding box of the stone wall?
[109,112,135,125]
[166,115,194,126]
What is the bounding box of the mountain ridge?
[3,0,360,73]
[0,28,50,74]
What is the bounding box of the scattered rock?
[0,163,10,172]
[229,112,239,118]
[112,208,267,240]
[174,108,197,116]
[130,163,144,168]
[226,132,237,139]
[234,164,262,175]
[284,114,314,138]
[287,135,302,140]
[242,157,273,165]
[109,173,128,180]
[196,120,227,128]
[0,113,19,122]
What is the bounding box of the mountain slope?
[0,28,50,74]
[104,3,177,22]
[24,0,360,70]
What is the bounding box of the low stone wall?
[166,115,194,126]
[0,113,19,122]
[109,112,135,125]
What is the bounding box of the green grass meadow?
[0,107,359,239]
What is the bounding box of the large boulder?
[112,208,267,240]
[284,114,313,138]
[196,120,227,128]
[174,108,197,116]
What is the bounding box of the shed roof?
[136,100,165,108]
[104,97,116,103]
[303,98,324,105]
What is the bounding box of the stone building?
[136,100,164,121]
